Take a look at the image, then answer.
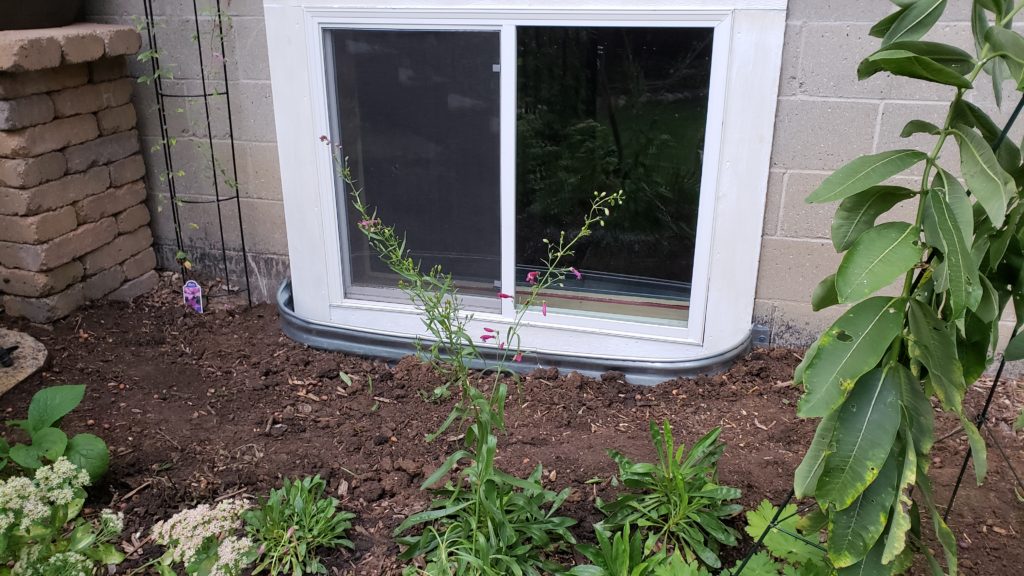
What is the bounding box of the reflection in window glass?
[329,29,502,306]
[516,27,713,327]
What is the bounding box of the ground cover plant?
[795,0,1024,572]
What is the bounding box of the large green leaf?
[832,187,916,252]
[916,467,958,575]
[837,531,896,576]
[900,119,941,137]
[8,444,42,470]
[955,126,1012,228]
[882,0,947,45]
[816,365,902,510]
[959,414,988,485]
[871,7,908,39]
[952,99,1022,173]
[985,26,1024,86]
[32,427,68,461]
[829,447,900,567]
[1006,331,1024,360]
[794,410,839,499]
[798,297,906,418]
[836,222,923,303]
[26,385,85,434]
[933,169,973,243]
[806,151,927,204]
[65,433,109,481]
[923,191,979,319]
[897,365,935,457]
[882,433,917,564]
[876,40,975,74]
[857,50,971,88]
[812,274,840,311]
[907,300,966,412]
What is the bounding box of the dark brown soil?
[1,282,1021,575]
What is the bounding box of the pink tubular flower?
[542,301,547,316]
[513,352,523,362]
[481,334,495,342]
[357,219,380,228]
[498,292,513,299]
[570,267,582,280]
[498,342,506,350]
[484,327,496,333]
[525,271,540,284]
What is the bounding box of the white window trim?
[265,0,787,364]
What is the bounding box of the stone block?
[787,0,899,23]
[0,94,54,131]
[0,152,65,189]
[762,171,784,236]
[115,203,150,234]
[95,26,142,57]
[771,99,878,171]
[107,269,157,302]
[755,237,842,303]
[89,58,128,83]
[0,217,116,272]
[108,154,145,187]
[0,64,89,99]
[96,103,136,136]
[0,114,99,159]
[4,283,84,323]
[51,28,106,65]
[74,180,147,223]
[0,260,82,297]
[0,206,77,244]
[777,172,833,239]
[121,246,155,280]
[63,129,139,173]
[0,31,61,73]
[80,226,152,275]
[82,264,124,301]
[50,78,134,118]
[0,166,109,216]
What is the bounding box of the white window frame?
[265,0,787,365]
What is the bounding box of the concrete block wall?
[0,24,159,323]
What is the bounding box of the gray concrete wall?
[83,0,1019,350]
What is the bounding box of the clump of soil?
[1,284,1021,574]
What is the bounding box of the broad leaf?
[798,297,906,418]
[26,384,85,434]
[923,191,978,319]
[985,26,1024,86]
[795,410,838,499]
[836,222,923,303]
[9,444,42,470]
[955,126,1012,228]
[900,119,941,137]
[882,0,947,45]
[832,186,915,252]
[916,469,958,575]
[898,365,935,456]
[829,447,899,567]
[959,414,988,485]
[907,300,966,412]
[816,365,902,510]
[877,40,975,74]
[32,427,68,461]
[837,533,895,576]
[870,7,907,39]
[882,433,917,564]
[806,151,927,204]
[1006,331,1024,360]
[65,433,110,481]
[858,50,971,88]
[812,274,840,311]
[934,169,973,242]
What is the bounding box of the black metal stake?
[730,489,793,575]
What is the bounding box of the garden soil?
[1,280,1022,575]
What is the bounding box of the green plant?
[243,475,355,575]
[595,422,741,569]
[569,523,714,576]
[151,499,256,576]
[1,385,109,481]
[729,500,834,576]
[794,1,1024,572]
[0,458,125,574]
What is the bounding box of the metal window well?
[140,0,252,306]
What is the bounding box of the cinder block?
[50,78,134,118]
[108,154,145,187]
[787,0,897,23]
[763,171,784,236]
[0,94,54,131]
[755,237,842,303]
[0,31,61,73]
[121,246,155,280]
[875,102,960,172]
[74,180,147,223]
[82,264,124,301]
[0,260,82,297]
[0,166,109,216]
[63,129,139,174]
[3,283,84,323]
[80,226,152,275]
[115,203,150,233]
[0,206,77,244]
[107,269,157,302]
[771,99,878,171]
[778,172,833,239]
[0,64,89,99]
[0,114,99,159]
[88,57,128,83]
[0,152,65,189]
[0,217,117,272]
[96,103,136,136]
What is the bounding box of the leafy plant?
[244,475,356,575]
[569,523,714,576]
[794,0,1024,572]
[595,422,742,569]
[1,385,109,481]
[729,500,834,576]
[0,458,125,574]
[152,499,256,576]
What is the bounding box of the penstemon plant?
[794,1,1024,573]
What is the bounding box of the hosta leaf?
[832,186,915,252]
[806,151,927,204]
[882,0,947,45]
[798,297,906,418]
[923,191,978,319]
[959,413,988,485]
[812,274,840,311]
[836,222,923,303]
[955,126,1012,228]
[1006,331,1024,360]
[816,365,902,510]
[65,434,109,481]
[32,427,68,461]
[829,447,899,567]
[27,384,85,434]
[882,433,917,564]
[908,300,966,412]
[9,444,43,470]
[858,50,971,88]
[795,411,838,499]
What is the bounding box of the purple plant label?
[183,280,204,313]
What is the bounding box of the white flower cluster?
[152,498,253,576]
[0,458,91,531]
[17,550,91,576]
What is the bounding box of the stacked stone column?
[0,24,157,323]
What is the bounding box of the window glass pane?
[329,29,501,306]
[516,27,713,328]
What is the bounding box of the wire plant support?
[140,0,253,307]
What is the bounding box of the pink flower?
[513,352,523,362]
[525,271,540,284]
[542,301,547,316]
[481,334,495,342]
[358,219,380,228]
[498,342,505,350]
[498,292,513,299]
[484,327,496,333]
[319,135,329,142]
[570,267,582,280]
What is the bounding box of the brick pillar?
[0,24,157,323]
